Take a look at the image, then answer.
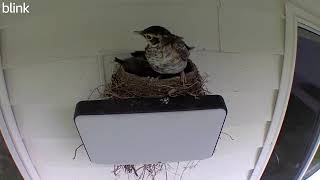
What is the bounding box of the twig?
[174,162,179,180]
[165,164,168,180]
[158,84,176,89]
[105,91,129,99]
[221,132,235,140]
[73,143,84,160]
[275,152,280,166]
[190,160,201,168]
[132,166,138,177]
[180,161,191,180]
[87,84,105,100]
[113,165,118,176]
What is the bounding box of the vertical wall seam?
[97,55,106,86]
[217,0,223,53]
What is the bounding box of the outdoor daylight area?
[0,0,320,180]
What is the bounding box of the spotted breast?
[145,40,189,74]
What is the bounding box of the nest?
[104,61,207,99]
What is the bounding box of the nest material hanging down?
[104,61,207,99]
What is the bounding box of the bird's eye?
[145,35,152,40]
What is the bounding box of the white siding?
[220,7,284,54]
[4,58,101,105]
[290,0,320,18]
[0,0,285,179]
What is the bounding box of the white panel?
[13,105,79,139]
[290,0,320,17]
[191,52,282,91]
[75,109,226,164]
[218,124,266,154]
[1,1,218,68]
[24,138,89,169]
[222,91,277,127]
[221,0,285,12]
[0,15,28,29]
[4,58,101,105]
[220,6,285,54]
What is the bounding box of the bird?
[130,50,146,59]
[134,26,193,86]
[114,53,160,77]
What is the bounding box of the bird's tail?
[186,45,195,51]
[114,57,124,64]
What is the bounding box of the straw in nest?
[104,61,207,99]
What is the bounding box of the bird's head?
[134,26,174,47]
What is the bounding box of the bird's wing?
[172,35,195,51]
[172,40,190,61]
[131,51,146,60]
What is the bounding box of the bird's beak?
[133,31,143,35]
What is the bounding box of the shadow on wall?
[0,132,23,180]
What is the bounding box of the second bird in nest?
[134,26,194,85]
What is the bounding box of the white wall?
[0,0,285,179]
[290,0,320,18]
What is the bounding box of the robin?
[134,26,193,85]
[114,53,159,77]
